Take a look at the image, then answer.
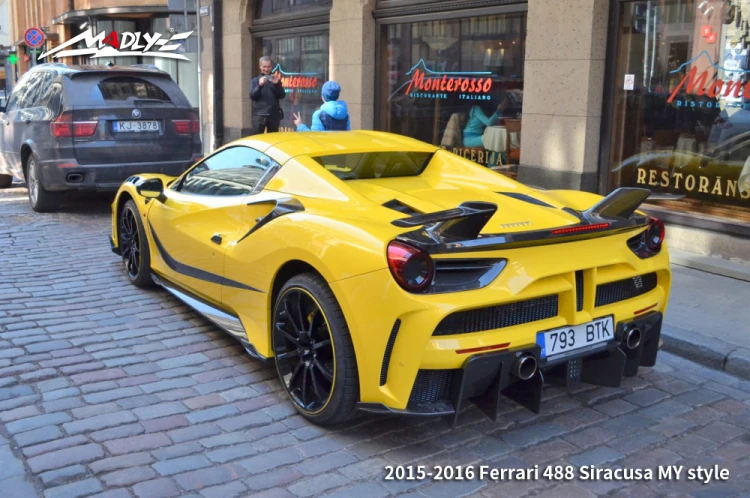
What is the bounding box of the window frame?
[599,0,750,237]
[171,145,282,197]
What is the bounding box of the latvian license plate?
[537,316,615,358]
[114,120,159,132]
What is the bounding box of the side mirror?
[136,178,165,201]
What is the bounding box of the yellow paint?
[111,131,672,412]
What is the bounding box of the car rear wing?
[392,187,652,254]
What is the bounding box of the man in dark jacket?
[249,56,286,135]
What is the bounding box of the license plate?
[114,120,159,132]
[537,316,615,358]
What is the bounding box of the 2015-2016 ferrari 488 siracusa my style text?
[109,131,670,427]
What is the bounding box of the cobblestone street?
[1,185,750,498]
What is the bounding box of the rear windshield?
[97,77,171,102]
[311,151,433,180]
[64,74,187,106]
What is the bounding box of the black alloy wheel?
[119,200,153,287]
[272,274,358,424]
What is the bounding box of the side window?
[176,146,279,196]
[40,81,63,116]
[6,73,33,112]
[20,72,45,109]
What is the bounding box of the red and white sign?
[24,27,46,49]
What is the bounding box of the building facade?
[198,0,749,261]
[6,0,199,108]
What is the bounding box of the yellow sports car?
[110,131,670,426]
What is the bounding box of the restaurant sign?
[390,60,495,101]
[667,50,750,108]
[272,64,320,95]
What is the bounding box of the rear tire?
[272,273,359,425]
[119,200,153,287]
[27,155,62,212]
[0,174,12,189]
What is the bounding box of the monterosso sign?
[272,64,319,95]
[667,51,750,108]
[392,60,494,101]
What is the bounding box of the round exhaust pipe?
[624,327,643,350]
[512,354,537,381]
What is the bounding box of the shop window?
[608,0,750,223]
[256,33,329,133]
[258,0,332,17]
[378,13,526,176]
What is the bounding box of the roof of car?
[29,63,169,77]
[233,131,438,162]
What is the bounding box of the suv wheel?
[0,174,12,189]
[27,154,62,212]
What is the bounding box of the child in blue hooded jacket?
[293,81,351,132]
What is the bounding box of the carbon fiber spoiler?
[393,187,652,254]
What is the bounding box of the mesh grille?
[433,295,559,336]
[379,320,401,386]
[408,369,454,404]
[575,270,584,312]
[595,273,657,307]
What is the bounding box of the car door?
[147,145,281,305]
[0,74,31,178]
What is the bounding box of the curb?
[668,248,750,283]
[660,323,750,380]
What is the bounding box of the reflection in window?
[258,0,331,17]
[609,0,750,223]
[257,33,329,133]
[311,151,434,180]
[97,77,172,102]
[379,13,526,177]
[179,146,277,196]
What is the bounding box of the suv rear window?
[311,151,433,180]
[97,77,171,102]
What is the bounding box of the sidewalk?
[662,248,750,379]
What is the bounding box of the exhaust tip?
[513,354,538,381]
[66,173,83,183]
[624,327,643,350]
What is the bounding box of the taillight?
[50,113,97,137]
[645,217,665,252]
[387,241,434,292]
[174,112,200,135]
[627,217,665,258]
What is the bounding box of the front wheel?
[27,155,62,212]
[0,174,12,189]
[272,273,359,425]
[119,200,153,287]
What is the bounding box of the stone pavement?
[1,185,750,497]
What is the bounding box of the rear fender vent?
[429,259,506,294]
[595,272,657,307]
[379,320,401,386]
[433,294,559,336]
[383,199,422,216]
[497,192,554,208]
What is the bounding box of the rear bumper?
[358,311,662,426]
[39,156,200,191]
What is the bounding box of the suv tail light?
[50,112,98,137]
[387,241,434,292]
[174,112,200,135]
